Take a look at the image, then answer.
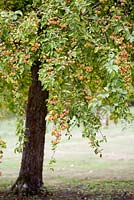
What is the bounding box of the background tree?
[0,0,134,195]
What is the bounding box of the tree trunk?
[12,65,48,195]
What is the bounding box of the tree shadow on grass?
[0,180,134,200]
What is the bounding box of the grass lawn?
[0,118,134,199]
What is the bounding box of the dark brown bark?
[12,65,48,195]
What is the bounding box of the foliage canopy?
[0,0,134,158]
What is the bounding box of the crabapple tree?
[0,0,134,195]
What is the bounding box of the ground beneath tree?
[0,180,134,200]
